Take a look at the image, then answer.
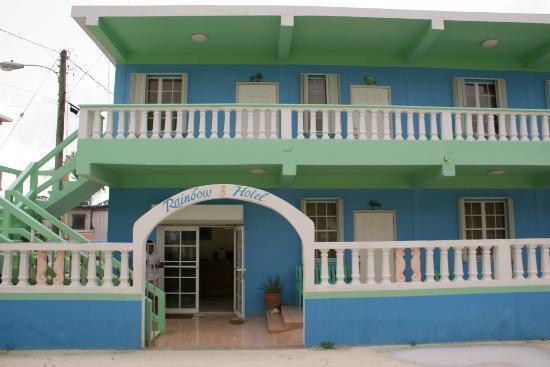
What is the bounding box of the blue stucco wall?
[304,292,550,346]
[113,64,550,109]
[109,187,550,315]
[0,299,141,349]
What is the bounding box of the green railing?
[296,262,352,305]
[145,282,166,346]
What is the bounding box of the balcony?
[76,104,550,189]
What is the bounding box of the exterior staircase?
[265,305,303,333]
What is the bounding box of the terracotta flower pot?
[264,292,281,310]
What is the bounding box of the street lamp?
[0,50,68,169]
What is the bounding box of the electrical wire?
[69,53,104,92]
[68,59,113,95]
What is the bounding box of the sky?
[0,0,549,203]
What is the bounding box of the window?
[300,73,340,136]
[301,198,343,242]
[146,75,183,133]
[71,214,86,230]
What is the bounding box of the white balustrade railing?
[308,238,550,292]
[0,242,142,293]
[79,104,550,142]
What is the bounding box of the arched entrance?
[133,184,314,347]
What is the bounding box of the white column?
[198,109,206,138]
[371,110,379,140]
[335,249,345,285]
[320,250,329,285]
[70,250,81,287]
[346,110,354,140]
[476,113,486,141]
[439,246,449,282]
[381,248,391,284]
[513,244,524,279]
[429,112,439,141]
[425,248,435,282]
[366,248,375,284]
[519,114,529,141]
[1,250,12,286]
[258,110,267,139]
[308,110,315,138]
[406,112,415,141]
[382,110,391,140]
[497,113,507,141]
[494,242,513,281]
[465,113,474,141]
[418,112,427,140]
[453,247,464,282]
[163,111,173,138]
[86,251,97,287]
[104,111,114,139]
[481,245,492,281]
[351,248,360,284]
[119,250,130,288]
[542,114,550,141]
[270,110,278,138]
[297,110,305,139]
[246,109,254,138]
[103,251,113,287]
[321,110,329,140]
[175,110,184,139]
[527,244,538,279]
[468,246,478,282]
[487,114,496,141]
[223,109,231,138]
[92,111,102,139]
[541,244,550,280]
[235,109,243,138]
[210,109,219,139]
[394,111,403,140]
[454,112,464,141]
[530,114,540,141]
[139,111,148,139]
[509,114,519,141]
[359,111,367,140]
[128,111,137,139]
[280,108,292,139]
[151,111,161,139]
[334,110,342,139]
[116,110,125,139]
[17,251,29,287]
[186,109,196,138]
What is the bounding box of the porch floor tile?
[153,314,303,349]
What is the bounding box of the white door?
[353,211,396,283]
[233,226,245,319]
[161,226,200,313]
[350,85,392,139]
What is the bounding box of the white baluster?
[476,113,486,141]
[454,112,463,141]
[487,114,496,141]
[86,251,97,287]
[351,248,360,284]
[297,110,305,139]
[211,110,218,139]
[371,110,379,140]
[270,110,278,138]
[430,112,439,141]
[17,251,29,287]
[187,109,196,139]
[175,110,184,139]
[258,110,267,139]
[335,249,345,285]
[527,244,538,279]
[418,112,427,140]
[513,244,524,279]
[103,251,113,287]
[116,110,125,139]
[163,111,173,138]
[439,246,450,282]
[235,109,243,138]
[498,113,508,141]
[70,250,81,287]
[320,249,329,285]
[128,111,137,139]
[346,110,354,140]
[1,250,12,286]
[395,249,406,282]
[468,246,478,281]
[246,109,254,138]
[509,114,519,141]
[366,248,375,283]
[359,110,368,140]
[104,111,114,139]
[334,110,342,139]
[223,109,231,138]
[308,110,315,138]
[406,112,415,141]
[382,110,391,140]
[519,114,529,141]
[530,114,540,141]
[453,247,464,282]
[481,245,492,281]
[381,248,391,284]
[411,248,421,282]
[151,111,161,139]
[119,250,130,288]
[198,109,206,138]
[541,244,550,280]
[139,111,148,139]
[425,248,435,282]
[394,111,403,140]
[465,113,474,141]
[92,111,102,139]
[321,110,329,139]
[542,114,550,141]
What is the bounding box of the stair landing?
[265,305,303,333]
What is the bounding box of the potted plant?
[260,275,282,310]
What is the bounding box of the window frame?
[458,197,515,240]
[71,213,87,231]
[463,79,498,109]
[146,74,184,105]
[300,197,344,242]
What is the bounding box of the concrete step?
[281,305,303,326]
[265,311,287,333]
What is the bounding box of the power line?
[68,58,113,95]
[0,27,58,53]
[69,53,104,92]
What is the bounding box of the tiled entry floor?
[153,314,303,349]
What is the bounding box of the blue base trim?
[304,292,550,347]
[0,300,141,349]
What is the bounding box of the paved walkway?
[0,341,549,367]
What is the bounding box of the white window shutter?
[325,74,341,104]
[130,73,147,104]
[495,79,508,108]
[180,73,188,103]
[452,77,466,107]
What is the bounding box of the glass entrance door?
[233,227,245,318]
[162,227,199,313]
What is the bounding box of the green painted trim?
[0,165,21,176]
[0,292,142,301]
[304,285,550,299]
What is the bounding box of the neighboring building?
[1,5,550,350]
[63,203,108,241]
[0,114,12,125]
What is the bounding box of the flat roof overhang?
[72,5,550,71]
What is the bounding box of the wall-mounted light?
[481,39,498,48]
[369,200,382,210]
[250,168,267,175]
[191,33,208,43]
[249,73,263,82]
[488,169,505,176]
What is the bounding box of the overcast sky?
[0,0,549,202]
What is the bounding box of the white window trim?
[453,77,507,108]
[458,197,516,240]
[300,197,344,241]
[146,74,185,104]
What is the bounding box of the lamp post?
[0,49,68,169]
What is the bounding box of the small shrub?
[320,341,335,349]
[410,341,417,347]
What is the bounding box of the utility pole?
[54,49,67,169]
